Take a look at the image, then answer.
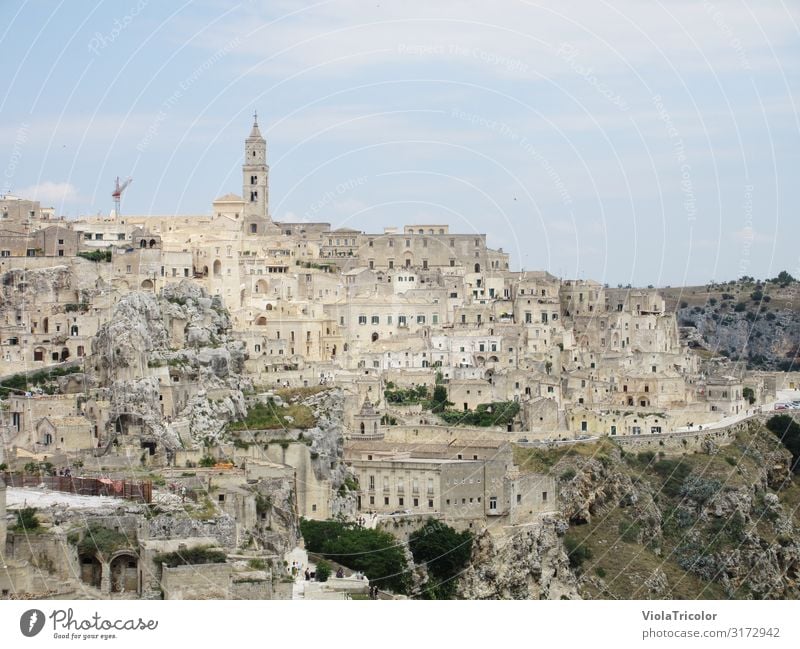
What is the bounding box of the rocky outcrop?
[91,281,250,451]
[459,422,800,599]
[677,303,800,370]
[459,519,579,599]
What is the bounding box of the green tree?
[742,387,755,405]
[409,519,473,599]
[300,520,410,593]
[766,415,800,473]
[431,385,451,413]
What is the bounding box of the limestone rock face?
[92,291,168,378]
[678,302,800,369]
[458,519,580,600]
[460,423,800,600]
[91,282,250,451]
[303,388,347,485]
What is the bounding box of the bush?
[652,459,692,497]
[564,534,592,569]
[742,387,755,405]
[199,456,215,467]
[247,558,267,570]
[559,468,577,482]
[154,545,226,568]
[315,560,332,582]
[13,507,40,532]
[734,302,747,312]
[77,249,112,262]
[618,519,641,543]
[77,523,134,558]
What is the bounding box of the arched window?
[213,259,222,276]
[371,332,379,342]
[474,263,481,273]
[140,239,147,248]
[70,325,79,336]
[360,422,365,434]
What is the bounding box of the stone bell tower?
[242,111,270,233]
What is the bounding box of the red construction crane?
[111,176,132,216]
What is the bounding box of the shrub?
[652,459,692,497]
[13,507,40,532]
[742,387,755,405]
[559,468,577,482]
[315,560,332,582]
[734,302,747,312]
[77,523,133,558]
[618,519,641,543]
[199,456,215,467]
[564,534,592,569]
[248,558,267,570]
[77,249,112,262]
[153,545,226,568]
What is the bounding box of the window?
[428,499,434,508]
[369,475,375,490]
[369,496,374,505]
[384,497,389,505]
[581,421,588,431]
[371,315,379,324]
[398,497,404,506]
[413,498,419,507]
[489,497,497,510]
[632,426,642,435]
[610,425,617,435]
[416,315,425,324]
[542,491,548,502]
[358,315,367,325]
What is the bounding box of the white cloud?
[17,181,81,205]
[194,0,797,80]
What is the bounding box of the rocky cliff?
[91,280,250,451]
[460,421,800,599]
[665,279,799,370]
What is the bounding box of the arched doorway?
[60,347,70,361]
[371,332,379,342]
[213,259,222,276]
[256,316,267,326]
[110,553,138,593]
[140,279,153,290]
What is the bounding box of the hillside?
[662,273,799,370]
[459,418,800,599]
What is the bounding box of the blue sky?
[1,0,797,286]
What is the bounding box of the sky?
[0,0,798,286]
